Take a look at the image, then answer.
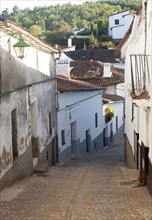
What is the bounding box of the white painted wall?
[0,33,52,77]
[121,0,152,163]
[57,90,103,155]
[0,32,57,182]
[109,11,134,40]
[56,52,73,78]
[116,83,125,97]
[103,100,124,141]
[105,85,116,95]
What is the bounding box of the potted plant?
[105,106,114,123]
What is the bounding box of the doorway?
[30,101,39,167]
[110,122,113,144]
[71,122,77,155]
[86,129,91,153]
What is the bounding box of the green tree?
[4,0,140,46]
[89,34,98,49]
[29,25,43,36]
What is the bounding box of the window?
[49,112,52,135]
[115,19,119,25]
[95,113,98,128]
[11,109,18,161]
[61,129,65,145]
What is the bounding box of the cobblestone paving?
[0,131,152,220]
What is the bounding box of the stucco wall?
[0,39,58,188]
[121,0,152,191]
[109,11,133,40]
[103,100,124,145]
[57,90,103,161]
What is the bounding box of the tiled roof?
[78,77,124,87]
[70,61,124,87]
[109,10,129,17]
[103,94,124,103]
[111,66,124,76]
[70,60,103,79]
[0,17,59,54]
[65,49,117,63]
[57,76,103,92]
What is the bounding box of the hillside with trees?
[1,0,141,49]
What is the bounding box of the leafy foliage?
[1,0,141,48]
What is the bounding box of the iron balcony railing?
[130,54,150,98]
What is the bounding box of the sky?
[1,0,94,13]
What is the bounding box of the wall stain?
[1,147,12,170]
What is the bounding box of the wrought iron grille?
[130,54,150,97]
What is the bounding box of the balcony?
[130,54,150,107]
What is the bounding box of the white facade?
[56,52,124,161]
[103,100,124,146]
[109,11,134,41]
[0,27,58,189]
[57,89,104,161]
[121,0,152,193]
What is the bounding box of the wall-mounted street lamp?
[13,36,30,59]
[0,16,30,59]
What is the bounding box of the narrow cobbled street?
[0,129,152,220]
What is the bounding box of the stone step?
[33,163,49,174]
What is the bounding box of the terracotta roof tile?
[65,49,117,63]
[70,60,103,79]
[103,94,124,103]
[70,61,124,87]
[78,77,124,87]
[0,18,59,53]
[57,77,103,92]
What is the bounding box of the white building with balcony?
[120,1,152,195]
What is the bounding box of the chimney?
[103,63,112,77]
[68,38,72,47]
[56,59,71,78]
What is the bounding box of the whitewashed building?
[120,0,152,195]
[57,77,103,161]
[56,54,124,161]
[108,10,134,42]
[102,94,124,146]
[0,18,59,189]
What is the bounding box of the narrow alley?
[0,129,152,220]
